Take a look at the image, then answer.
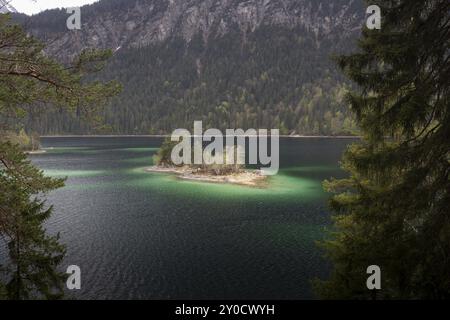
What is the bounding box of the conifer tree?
[0,13,120,299]
[1,142,66,299]
[315,0,450,299]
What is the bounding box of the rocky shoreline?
[145,166,268,188]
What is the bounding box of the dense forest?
[30,26,358,135]
[316,0,450,299]
[10,0,363,136]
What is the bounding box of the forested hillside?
[13,0,365,135]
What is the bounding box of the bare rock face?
[21,0,364,59]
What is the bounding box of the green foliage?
[0,13,120,299]
[316,0,450,299]
[154,138,244,175]
[0,14,121,132]
[195,145,244,175]
[153,137,179,167]
[0,142,66,300]
[2,129,40,151]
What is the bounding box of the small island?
[146,138,268,188]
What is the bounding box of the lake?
[24,137,354,299]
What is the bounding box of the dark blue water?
[22,137,354,299]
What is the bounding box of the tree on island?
[153,137,179,167]
[315,0,449,299]
[153,137,244,176]
[0,13,120,299]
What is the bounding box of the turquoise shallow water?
[24,136,354,299]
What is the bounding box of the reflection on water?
[20,137,354,299]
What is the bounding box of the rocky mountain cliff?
[19,0,363,59]
[14,0,366,135]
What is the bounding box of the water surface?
[24,137,353,299]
